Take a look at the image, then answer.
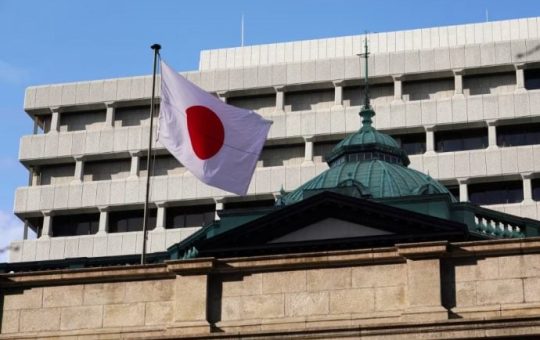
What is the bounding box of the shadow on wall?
[517,44,540,59]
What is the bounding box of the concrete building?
[8,16,540,263]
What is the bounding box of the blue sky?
[1,0,540,260]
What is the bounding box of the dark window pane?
[166,205,215,229]
[525,69,540,90]
[392,133,426,155]
[109,210,156,233]
[445,185,460,199]
[52,213,100,237]
[532,179,540,201]
[435,128,488,152]
[498,122,540,147]
[469,181,523,205]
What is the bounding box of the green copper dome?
[280,105,454,205]
[281,160,452,204]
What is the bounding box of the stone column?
[458,178,469,202]
[97,206,109,235]
[73,155,84,182]
[217,91,228,103]
[453,69,464,96]
[50,107,61,133]
[167,260,214,334]
[130,151,141,178]
[332,80,344,109]
[155,201,167,231]
[515,63,526,92]
[274,86,285,113]
[522,173,534,204]
[393,74,403,101]
[31,166,40,186]
[303,135,314,165]
[425,126,436,154]
[40,210,53,239]
[487,120,498,149]
[214,197,224,221]
[104,101,116,128]
[398,241,448,322]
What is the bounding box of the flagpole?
[141,43,161,265]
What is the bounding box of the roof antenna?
[357,32,374,130]
[241,13,245,47]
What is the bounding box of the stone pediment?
[170,191,469,259]
[268,218,392,243]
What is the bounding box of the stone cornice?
[3,237,540,288]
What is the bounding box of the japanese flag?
[158,60,272,195]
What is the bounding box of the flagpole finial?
[151,44,162,51]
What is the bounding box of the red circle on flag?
[186,105,225,160]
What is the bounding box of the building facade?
[9,16,540,262]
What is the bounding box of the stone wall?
[3,238,540,338]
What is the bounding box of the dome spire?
[358,35,374,130]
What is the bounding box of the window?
[444,185,460,199]
[463,72,516,96]
[140,155,184,177]
[497,122,540,147]
[84,159,131,181]
[435,128,487,152]
[525,68,540,90]
[40,163,75,185]
[469,181,523,205]
[228,94,275,116]
[26,217,44,238]
[59,110,106,132]
[532,179,540,201]
[35,114,52,134]
[259,144,304,167]
[285,89,334,112]
[109,210,156,233]
[403,78,454,101]
[314,141,339,163]
[224,199,275,212]
[114,105,157,127]
[343,84,393,107]
[166,205,214,229]
[52,213,99,236]
[392,133,426,155]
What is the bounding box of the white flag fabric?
[158,60,272,195]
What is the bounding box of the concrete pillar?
[155,202,167,231]
[105,101,116,128]
[522,173,534,203]
[425,126,435,154]
[73,155,84,182]
[31,166,40,186]
[393,74,403,101]
[217,91,228,103]
[487,120,498,149]
[50,107,61,133]
[398,242,448,322]
[23,221,29,240]
[453,69,464,96]
[214,197,224,221]
[303,135,314,164]
[274,86,285,112]
[98,206,109,235]
[515,63,526,92]
[332,80,344,109]
[41,210,53,239]
[130,151,141,178]
[458,178,469,202]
